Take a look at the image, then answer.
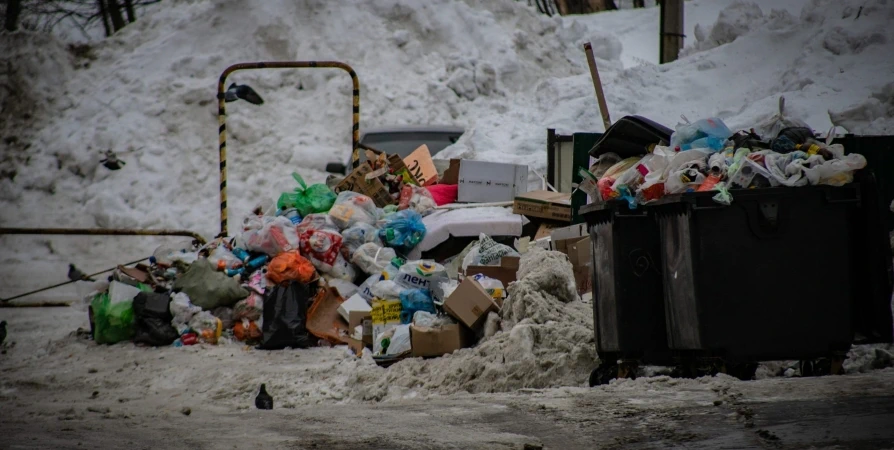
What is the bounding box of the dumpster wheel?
[589,362,618,387]
[799,353,847,377]
[722,362,759,381]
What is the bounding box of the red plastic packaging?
[181,333,198,346]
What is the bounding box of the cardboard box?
[335,164,394,207]
[410,324,470,357]
[338,294,372,323]
[464,256,520,289]
[513,190,572,222]
[444,278,499,329]
[457,160,528,203]
[549,223,588,253]
[404,145,439,186]
[567,236,593,295]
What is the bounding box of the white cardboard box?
[457,160,528,203]
[337,294,372,323]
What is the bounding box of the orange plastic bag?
[266,251,316,285]
[233,319,262,343]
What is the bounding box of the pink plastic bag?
[241,216,299,257]
[426,184,457,206]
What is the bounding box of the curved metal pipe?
[216,61,361,237]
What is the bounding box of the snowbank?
[3,0,891,263]
[344,249,594,401]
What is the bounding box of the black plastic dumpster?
[835,135,894,345]
[651,185,861,373]
[581,200,671,385]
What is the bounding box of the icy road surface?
[1,307,893,449]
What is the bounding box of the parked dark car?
[325,125,464,175]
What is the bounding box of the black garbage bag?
[133,292,179,346]
[258,281,314,350]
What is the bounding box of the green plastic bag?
[91,282,151,345]
[277,172,336,217]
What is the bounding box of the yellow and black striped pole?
[216,61,360,237]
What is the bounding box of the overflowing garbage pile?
[79,145,594,372]
[585,116,868,209]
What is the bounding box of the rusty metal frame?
[216,61,361,237]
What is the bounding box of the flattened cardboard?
[513,190,572,221]
[404,145,439,186]
[444,278,499,329]
[567,237,593,295]
[464,256,520,288]
[457,160,528,203]
[343,335,366,356]
[410,324,470,357]
[534,222,563,240]
[335,164,394,207]
[440,159,461,185]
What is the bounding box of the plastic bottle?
[697,173,722,192]
[226,267,245,277]
[232,248,251,263]
[244,255,269,272]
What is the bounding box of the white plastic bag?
[328,191,378,230]
[469,273,506,301]
[341,223,383,258]
[803,153,867,186]
[357,273,382,303]
[170,292,201,335]
[412,311,454,327]
[385,324,412,356]
[352,242,397,276]
[240,216,300,257]
[370,280,405,300]
[206,246,242,270]
[327,253,357,281]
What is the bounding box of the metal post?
[216,61,360,237]
[659,0,684,64]
[583,42,612,131]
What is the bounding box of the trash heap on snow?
[81,143,594,366]
[582,112,867,209]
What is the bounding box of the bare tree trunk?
[123,0,136,23]
[107,0,127,32]
[4,0,23,32]
[555,0,615,14]
[98,0,112,37]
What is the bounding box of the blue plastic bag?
[399,289,436,324]
[670,118,732,151]
[379,210,426,253]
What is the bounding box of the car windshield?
[359,131,462,162]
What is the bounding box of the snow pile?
[684,1,776,55]
[3,0,891,266]
[829,82,894,135]
[342,249,594,401]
